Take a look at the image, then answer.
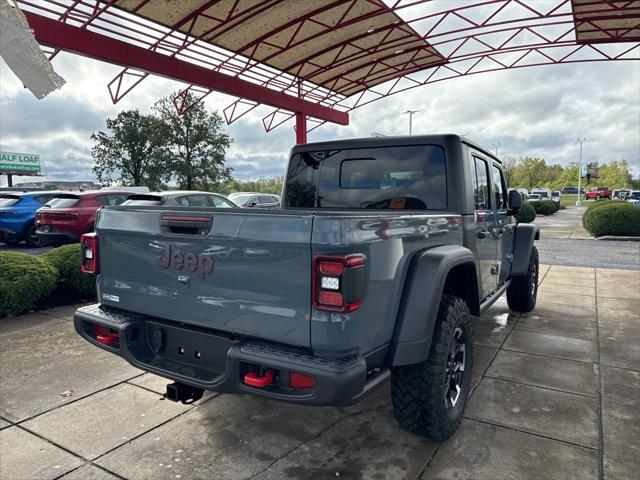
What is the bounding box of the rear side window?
[285,145,446,209]
[187,195,209,207]
[34,194,55,204]
[473,157,489,210]
[210,196,234,208]
[258,195,274,204]
[46,197,80,208]
[97,194,127,206]
[0,196,20,207]
[491,164,507,210]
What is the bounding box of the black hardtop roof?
[290,133,500,164]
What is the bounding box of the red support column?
[295,113,307,144]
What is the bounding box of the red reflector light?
[81,232,99,275]
[244,369,274,388]
[290,372,316,389]
[319,261,344,276]
[318,290,344,307]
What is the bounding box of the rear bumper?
[74,304,387,406]
[35,231,80,244]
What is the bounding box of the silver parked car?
[122,191,237,208]
[228,192,280,209]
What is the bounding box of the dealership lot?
[1,263,638,480]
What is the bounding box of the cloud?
[1,52,638,186]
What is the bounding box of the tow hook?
[164,382,204,404]
[244,369,274,388]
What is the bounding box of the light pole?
[492,142,501,158]
[576,137,587,206]
[403,110,419,135]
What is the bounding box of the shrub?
[583,199,627,228]
[0,252,59,317]
[514,202,536,223]
[532,200,557,216]
[583,203,640,237]
[42,244,97,298]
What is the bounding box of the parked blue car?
[0,191,63,246]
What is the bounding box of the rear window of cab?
[285,145,446,210]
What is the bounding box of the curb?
[595,236,640,241]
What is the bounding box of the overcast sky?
[1,50,639,186]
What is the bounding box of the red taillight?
[319,261,344,276]
[290,372,316,389]
[313,254,366,313]
[318,290,344,306]
[81,232,99,274]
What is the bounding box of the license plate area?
[126,320,235,382]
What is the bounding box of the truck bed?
[95,206,463,354]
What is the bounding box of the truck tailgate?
[96,208,313,347]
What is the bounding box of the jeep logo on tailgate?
[159,245,214,278]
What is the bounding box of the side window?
[259,196,272,204]
[187,195,209,207]
[211,196,233,208]
[473,157,490,210]
[491,164,507,210]
[34,195,53,204]
[96,195,118,206]
[176,196,190,206]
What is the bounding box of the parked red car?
[35,191,130,244]
[584,187,612,200]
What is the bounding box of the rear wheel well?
[442,263,480,316]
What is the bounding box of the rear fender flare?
[388,245,477,366]
[510,224,539,277]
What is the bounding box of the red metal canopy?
[15,0,640,143]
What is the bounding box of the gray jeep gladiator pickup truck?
[74,134,538,441]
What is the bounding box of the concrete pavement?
[533,204,592,240]
[1,265,638,479]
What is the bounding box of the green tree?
[512,156,548,190]
[501,155,517,188]
[154,92,232,191]
[91,110,169,190]
[598,160,633,188]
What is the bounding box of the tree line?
[91,91,233,192]
[91,93,636,195]
[503,156,638,191]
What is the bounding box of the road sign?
[580,163,588,176]
[0,152,41,175]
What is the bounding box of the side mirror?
[507,190,522,214]
[247,201,257,207]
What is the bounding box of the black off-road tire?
[390,295,474,441]
[506,246,539,312]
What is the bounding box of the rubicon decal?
[159,245,214,278]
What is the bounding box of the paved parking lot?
[1,265,638,480]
